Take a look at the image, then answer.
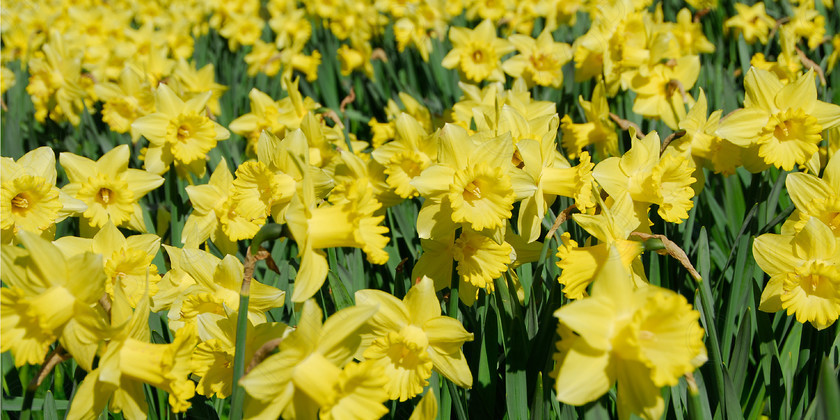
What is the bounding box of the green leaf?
[816,357,840,420]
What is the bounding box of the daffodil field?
[3,0,840,419]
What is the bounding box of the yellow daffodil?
[53,221,161,308]
[716,68,840,171]
[502,29,571,88]
[26,30,93,125]
[183,159,264,255]
[355,276,474,401]
[1,232,105,369]
[232,160,296,221]
[370,113,437,199]
[169,60,227,116]
[675,89,743,177]
[286,169,389,302]
[552,246,707,420]
[560,79,619,160]
[555,193,647,299]
[754,217,840,330]
[2,147,86,243]
[162,247,285,332]
[724,3,776,45]
[629,56,700,130]
[240,300,383,419]
[131,83,230,178]
[191,311,288,398]
[442,19,514,83]
[783,151,840,236]
[60,144,164,234]
[94,66,155,138]
[594,130,696,223]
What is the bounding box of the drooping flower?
[60,144,164,235]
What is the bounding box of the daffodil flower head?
[131,83,230,178]
[1,232,106,368]
[552,246,706,420]
[783,151,840,236]
[441,19,515,83]
[754,217,840,330]
[2,147,86,243]
[716,68,840,171]
[60,144,164,234]
[502,28,572,88]
[356,276,474,400]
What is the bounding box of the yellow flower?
[724,3,776,44]
[240,300,380,419]
[560,79,619,159]
[676,89,742,176]
[371,113,437,199]
[286,174,389,302]
[169,60,228,116]
[1,232,105,368]
[754,218,840,330]
[552,246,706,420]
[26,30,92,125]
[232,160,296,221]
[183,159,264,255]
[355,276,474,401]
[60,144,164,234]
[782,151,840,236]
[629,56,700,130]
[191,312,288,398]
[442,19,514,83]
[53,221,161,308]
[594,130,696,223]
[94,66,155,138]
[716,68,840,171]
[411,124,516,238]
[1,147,86,243]
[502,28,572,88]
[131,83,230,178]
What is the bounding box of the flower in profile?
[782,151,840,236]
[240,300,382,419]
[60,144,164,235]
[1,232,105,368]
[442,19,514,83]
[753,217,840,330]
[356,276,474,401]
[286,172,389,302]
[502,28,572,88]
[131,83,230,178]
[2,147,86,243]
[552,246,707,420]
[675,89,743,177]
[716,68,840,171]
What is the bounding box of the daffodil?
[191,311,288,398]
[552,246,707,420]
[371,113,437,199]
[716,68,840,171]
[60,144,163,235]
[629,56,699,130]
[131,83,230,178]
[53,221,161,308]
[442,19,514,83]
[502,29,571,88]
[67,291,198,418]
[411,124,516,239]
[240,300,383,419]
[754,217,840,330]
[162,247,285,332]
[1,232,105,369]
[594,130,696,223]
[783,151,840,236]
[94,66,155,138]
[724,3,776,44]
[183,159,264,255]
[560,79,619,160]
[675,89,743,177]
[2,147,86,243]
[169,60,227,116]
[355,276,474,401]
[26,30,93,125]
[286,171,389,302]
